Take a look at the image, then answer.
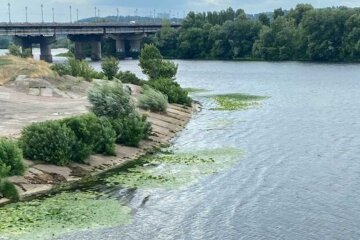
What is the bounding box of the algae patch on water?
[0,191,131,240]
[210,93,267,111]
[106,148,243,189]
[184,88,210,94]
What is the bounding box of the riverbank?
[0,103,198,206]
[0,79,198,206]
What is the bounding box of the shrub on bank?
[51,63,71,76]
[20,121,77,166]
[139,44,178,80]
[7,43,21,57]
[116,71,143,85]
[62,114,116,158]
[0,138,26,176]
[51,58,103,81]
[88,81,135,119]
[138,86,168,112]
[7,43,32,59]
[101,57,119,80]
[148,78,192,106]
[68,58,97,81]
[0,179,19,201]
[111,113,152,147]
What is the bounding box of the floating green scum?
[106,147,243,189]
[210,93,268,111]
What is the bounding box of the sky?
[0,0,359,23]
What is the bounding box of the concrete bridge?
[0,23,181,62]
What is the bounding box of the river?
[2,50,360,239]
[66,60,360,239]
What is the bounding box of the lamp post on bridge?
[25,6,28,23]
[52,8,55,23]
[41,4,44,23]
[8,3,11,24]
[69,6,72,23]
[94,7,97,22]
[76,9,79,22]
[117,8,119,22]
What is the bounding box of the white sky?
[0,0,359,23]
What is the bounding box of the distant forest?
[149,5,360,62]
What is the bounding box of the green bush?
[139,44,178,80]
[0,180,19,201]
[51,63,71,76]
[158,60,178,79]
[88,81,135,119]
[7,43,21,57]
[148,78,192,106]
[62,114,116,158]
[111,113,152,147]
[0,138,25,176]
[21,49,33,58]
[20,121,77,166]
[116,71,142,85]
[89,71,105,80]
[68,58,97,81]
[0,162,10,179]
[51,59,101,81]
[138,86,168,112]
[101,57,119,80]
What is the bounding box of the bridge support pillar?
[74,41,85,60]
[91,41,102,61]
[40,41,52,63]
[21,40,33,57]
[115,37,126,59]
[128,36,143,59]
[15,36,55,62]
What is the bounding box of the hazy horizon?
[0,0,359,23]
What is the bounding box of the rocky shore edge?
[0,103,199,206]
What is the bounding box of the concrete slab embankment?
[0,103,198,206]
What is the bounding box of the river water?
[59,60,360,239]
[2,50,360,239]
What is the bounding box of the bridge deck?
[0,23,181,36]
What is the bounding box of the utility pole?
[25,6,28,23]
[8,3,11,24]
[117,8,119,22]
[41,4,44,23]
[76,9,79,22]
[52,8,55,23]
[69,6,72,23]
[98,9,100,19]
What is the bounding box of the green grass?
[210,93,268,111]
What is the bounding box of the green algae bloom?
[211,93,267,111]
[184,88,210,94]
[106,148,243,189]
[0,191,131,240]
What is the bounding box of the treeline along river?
[56,60,360,239]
